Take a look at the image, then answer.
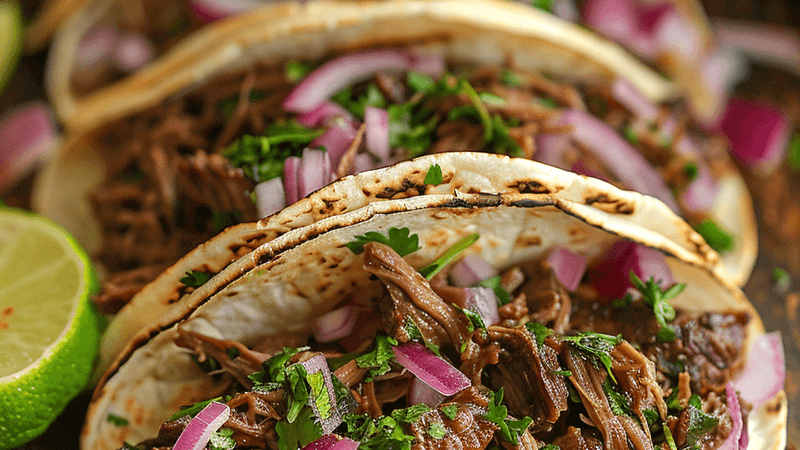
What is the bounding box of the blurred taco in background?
[33,0,755,344]
[82,153,786,450]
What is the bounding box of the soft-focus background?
[1,0,799,448]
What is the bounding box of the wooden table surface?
[1,3,799,449]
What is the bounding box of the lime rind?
[0,1,23,95]
[0,207,101,449]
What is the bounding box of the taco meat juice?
[121,237,750,450]
[88,48,736,314]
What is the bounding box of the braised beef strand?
[409,388,500,450]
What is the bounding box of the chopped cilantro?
[192,354,221,373]
[345,227,421,257]
[179,270,213,288]
[628,273,684,342]
[428,422,448,439]
[688,394,702,410]
[538,98,558,109]
[262,346,310,384]
[106,414,129,427]
[453,304,487,336]
[424,164,443,185]
[387,101,439,158]
[407,71,436,94]
[561,332,622,382]
[685,405,719,449]
[355,335,398,381]
[225,347,240,360]
[209,428,236,450]
[343,405,431,450]
[223,120,324,182]
[663,425,678,450]
[307,370,333,420]
[442,404,458,420]
[694,219,734,254]
[285,60,314,82]
[403,318,441,356]
[642,407,660,427]
[419,233,480,279]
[483,388,534,445]
[479,92,506,105]
[461,80,494,141]
[683,162,699,181]
[788,133,800,170]
[531,0,554,12]
[212,210,242,232]
[500,70,522,87]
[392,404,431,423]
[332,84,387,119]
[488,114,523,156]
[603,378,633,417]
[524,322,553,347]
[773,267,791,290]
[168,397,223,421]
[276,407,323,450]
[623,125,639,145]
[476,275,511,305]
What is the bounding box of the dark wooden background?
[1,1,799,448]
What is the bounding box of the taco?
[82,153,786,450]
[34,0,755,336]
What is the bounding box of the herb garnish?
[208,428,236,450]
[788,133,800,170]
[453,304,487,337]
[332,84,387,119]
[403,318,441,356]
[483,388,534,445]
[561,332,622,382]
[285,60,314,82]
[343,405,431,450]
[773,267,791,291]
[476,275,511,305]
[531,0,554,12]
[524,322,553,347]
[346,227,422,257]
[106,414,129,427]
[442,404,458,420]
[500,70,522,87]
[428,422,448,439]
[424,164,443,185]
[419,233,480,279]
[683,162,699,181]
[355,335,399,381]
[225,347,240,360]
[694,219,734,254]
[223,120,324,182]
[603,378,633,417]
[628,273,684,342]
[388,101,439,158]
[179,270,213,288]
[663,425,678,450]
[275,407,323,450]
[168,397,223,421]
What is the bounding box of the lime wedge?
[0,208,100,449]
[0,1,23,94]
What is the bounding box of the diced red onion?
[76,24,116,69]
[189,0,260,23]
[255,178,286,218]
[592,241,675,300]
[283,49,414,113]
[298,148,332,199]
[583,0,648,56]
[364,106,390,162]
[552,0,580,22]
[392,343,470,396]
[547,247,587,292]
[719,98,790,176]
[297,102,357,128]
[450,255,497,288]
[303,436,360,450]
[554,110,680,212]
[313,306,357,343]
[464,287,500,326]
[715,20,800,76]
[701,48,749,104]
[611,77,659,122]
[283,156,302,204]
[0,103,58,191]
[654,7,702,63]
[410,54,446,78]
[112,32,155,72]
[408,376,445,407]
[635,1,674,34]
[535,133,571,169]
[734,332,785,410]
[173,401,230,450]
[680,163,719,213]
[352,153,376,174]
[717,383,744,450]
[311,120,358,169]
[298,354,341,434]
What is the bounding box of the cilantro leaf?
[106,414,129,427]
[387,102,439,158]
[685,406,719,449]
[307,370,333,420]
[223,120,324,182]
[225,346,240,360]
[694,219,734,254]
[286,60,314,82]
[391,404,431,423]
[276,407,323,450]
[212,210,242,232]
[403,318,441,356]
[424,164,443,186]
[561,332,622,382]
[628,272,684,342]
[346,227,421,257]
[482,388,533,445]
[476,275,511,306]
[208,428,236,450]
[773,267,791,291]
[428,422,448,439]
[453,304,487,336]
[461,80,493,141]
[168,397,223,421]
[332,83,387,119]
[407,72,436,94]
[442,404,458,420]
[524,322,553,347]
[178,270,210,290]
[344,406,430,450]
[500,70,522,87]
[788,132,800,170]
[683,162,699,181]
[355,335,398,382]
[531,0,554,12]
[538,98,558,109]
[603,378,633,418]
[419,233,480,279]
